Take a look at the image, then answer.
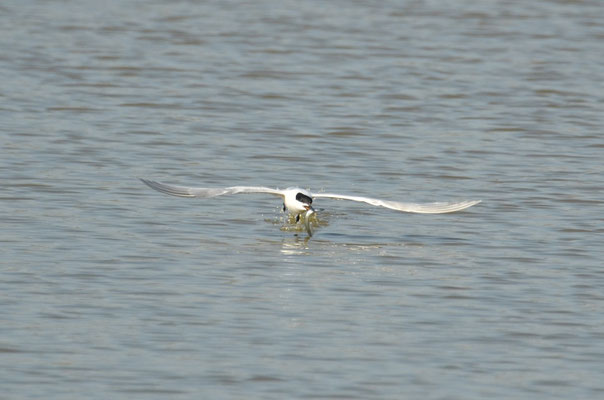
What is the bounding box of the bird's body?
[283,187,314,214]
[140,178,481,236]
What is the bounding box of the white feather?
[141,179,481,214]
[313,193,481,214]
[140,179,284,198]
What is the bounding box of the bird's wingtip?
[139,178,160,190]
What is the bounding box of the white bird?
[140,178,481,236]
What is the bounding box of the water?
[2,1,604,398]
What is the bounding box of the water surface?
[1,1,604,399]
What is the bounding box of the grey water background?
[1,0,603,398]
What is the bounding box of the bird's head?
[282,188,315,214]
[295,191,314,211]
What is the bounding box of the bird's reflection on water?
[280,235,312,254]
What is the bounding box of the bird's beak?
[305,205,315,212]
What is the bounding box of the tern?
[140,178,481,236]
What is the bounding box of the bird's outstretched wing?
[312,192,481,214]
[140,179,284,198]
